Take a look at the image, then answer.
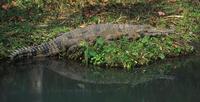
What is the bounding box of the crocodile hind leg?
[67,44,80,54]
[67,44,84,59]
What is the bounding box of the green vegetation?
[0,0,199,69]
[75,34,193,69]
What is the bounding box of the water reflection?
[0,56,200,102]
[29,67,43,102]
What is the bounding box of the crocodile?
[9,24,174,60]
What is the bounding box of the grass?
[0,0,199,69]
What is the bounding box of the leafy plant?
[78,35,194,70]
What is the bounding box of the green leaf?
[88,49,97,57]
[159,53,165,59]
[96,37,105,46]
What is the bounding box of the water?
[0,56,200,102]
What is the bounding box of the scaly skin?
[9,24,174,60]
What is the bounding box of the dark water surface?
[0,56,200,102]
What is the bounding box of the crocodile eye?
[144,30,148,32]
[96,35,101,38]
[143,25,151,29]
[124,33,129,36]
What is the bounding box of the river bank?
[0,0,199,70]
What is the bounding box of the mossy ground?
[0,0,199,69]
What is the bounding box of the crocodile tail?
[9,38,65,60]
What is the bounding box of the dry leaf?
[2,3,10,10]
[168,0,176,3]
[100,0,108,3]
[80,24,86,28]
[157,11,166,16]
[146,0,158,3]
[88,0,96,5]
[11,1,17,7]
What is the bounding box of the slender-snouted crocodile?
[9,24,174,60]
